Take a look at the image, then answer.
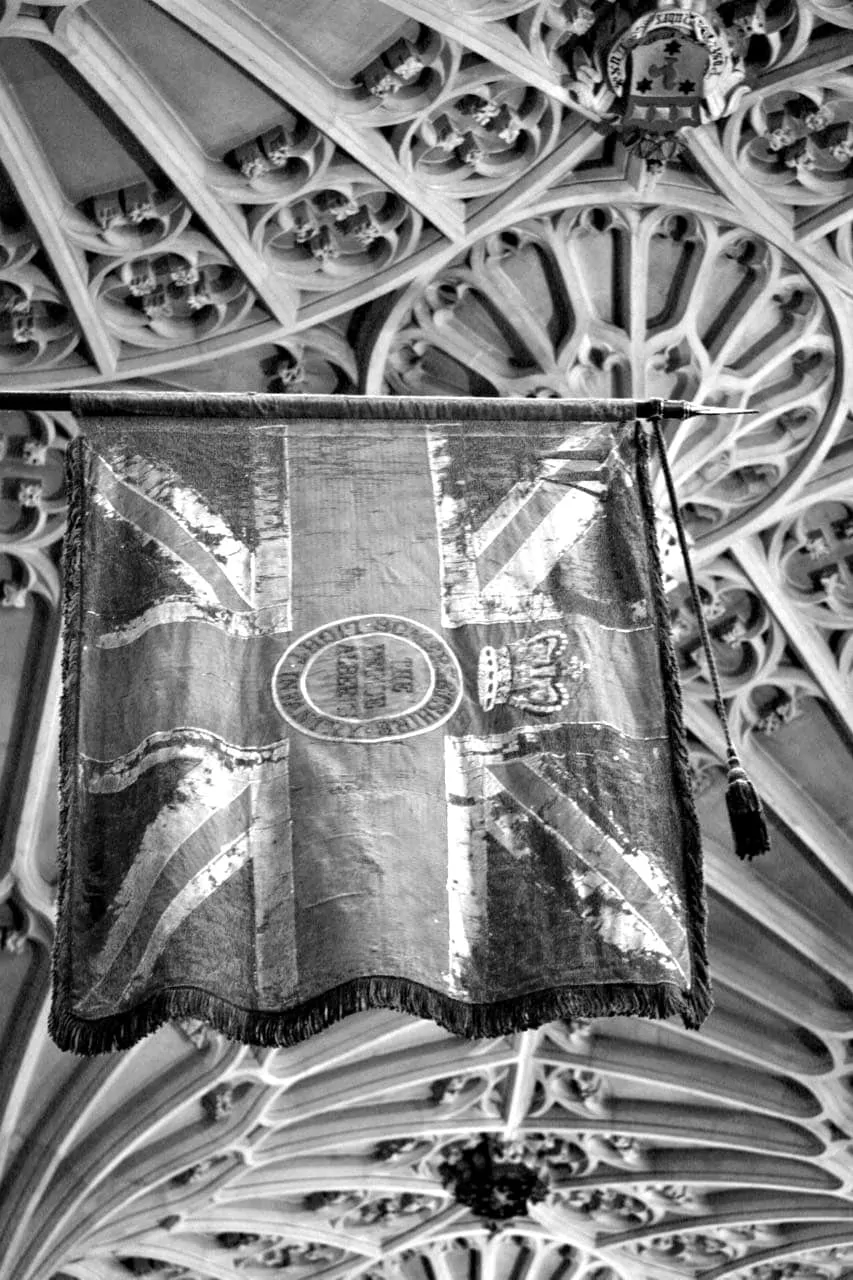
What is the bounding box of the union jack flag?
[53,401,708,1052]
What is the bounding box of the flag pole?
[0,391,759,420]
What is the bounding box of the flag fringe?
[51,436,89,1053]
[48,976,700,1056]
[634,424,713,1031]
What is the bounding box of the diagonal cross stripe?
[427,432,616,627]
[94,455,252,612]
[485,757,689,981]
[115,829,253,1004]
[81,764,256,1002]
[471,450,611,559]
[475,481,604,594]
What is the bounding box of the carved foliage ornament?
[67,182,260,351]
[669,573,774,690]
[348,24,558,194]
[0,408,72,612]
[725,78,853,208]
[775,500,853,632]
[0,896,29,954]
[302,1188,444,1228]
[0,221,81,371]
[353,23,452,120]
[395,75,561,197]
[224,111,329,192]
[264,325,358,395]
[249,174,421,289]
[371,1127,651,1186]
[672,562,827,747]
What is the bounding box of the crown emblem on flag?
[477,631,587,714]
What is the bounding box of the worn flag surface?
[52,395,710,1053]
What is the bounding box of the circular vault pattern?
[366,203,843,545]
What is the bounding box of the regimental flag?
[52,395,710,1054]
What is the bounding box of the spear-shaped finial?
[650,399,760,420]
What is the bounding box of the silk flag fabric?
[52,394,710,1053]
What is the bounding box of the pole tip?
[678,402,760,417]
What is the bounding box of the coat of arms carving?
[606,2,748,168]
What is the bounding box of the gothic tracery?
[0,3,851,1278]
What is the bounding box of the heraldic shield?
[624,28,709,131]
[51,394,710,1053]
[606,8,740,139]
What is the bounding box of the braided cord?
[649,415,739,767]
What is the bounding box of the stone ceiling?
[0,3,852,1279]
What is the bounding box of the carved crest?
[606,3,747,161]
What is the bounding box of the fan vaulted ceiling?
[0,2,852,1279]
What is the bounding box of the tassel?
[725,751,771,860]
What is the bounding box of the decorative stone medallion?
[272,614,463,741]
